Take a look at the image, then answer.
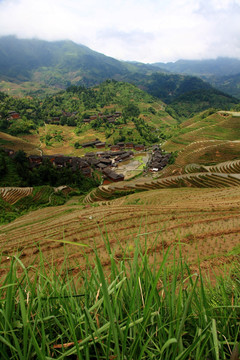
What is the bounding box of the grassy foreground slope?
[0,238,239,360]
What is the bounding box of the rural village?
[3,140,171,183]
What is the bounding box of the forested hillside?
[152,57,240,99]
[168,88,239,119]
[0,36,131,87]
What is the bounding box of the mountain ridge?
[151,57,240,77]
[151,57,240,98]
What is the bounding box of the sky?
[0,0,240,63]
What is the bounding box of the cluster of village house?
[148,145,171,172]
[6,110,122,124]
[3,142,171,183]
[4,111,171,182]
[80,139,145,151]
[3,146,132,182]
[83,111,122,124]
[45,111,122,125]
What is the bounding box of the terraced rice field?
[0,187,239,278]
[185,159,240,174]
[85,156,240,203]
[163,112,240,153]
[157,140,240,180]
[0,187,33,204]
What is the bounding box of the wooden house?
[96,162,108,170]
[115,151,133,162]
[53,156,71,168]
[8,111,20,120]
[81,167,92,177]
[107,118,116,123]
[134,144,145,151]
[81,139,101,148]
[125,142,134,149]
[95,142,106,149]
[117,142,125,148]
[28,155,43,166]
[103,168,124,182]
[98,157,112,166]
[110,145,120,151]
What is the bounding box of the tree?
[122,104,140,120]
[13,150,29,182]
[0,152,6,176]
[74,142,80,149]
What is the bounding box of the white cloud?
[0,0,240,62]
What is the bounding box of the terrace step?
[83,157,240,204]
[0,187,33,204]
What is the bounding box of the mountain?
[151,58,240,98]
[151,57,240,77]
[167,88,239,119]
[209,73,240,99]
[122,72,238,118]
[0,36,238,115]
[0,36,154,88]
[127,72,212,103]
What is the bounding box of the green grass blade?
[212,318,220,360]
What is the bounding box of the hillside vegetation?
[168,89,238,119]
[0,186,68,224]
[0,80,177,152]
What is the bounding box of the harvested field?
[0,187,239,278]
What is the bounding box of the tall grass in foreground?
[0,241,239,359]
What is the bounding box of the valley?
[1,86,239,274]
[0,38,239,359]
[1,78,240,268]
